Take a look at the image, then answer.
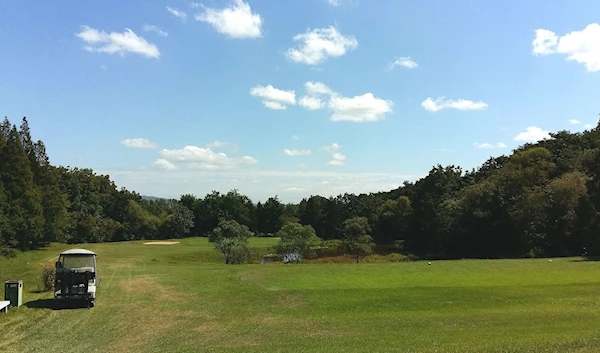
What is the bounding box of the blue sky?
[1,0,599,202]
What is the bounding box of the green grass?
[2,238,600,352]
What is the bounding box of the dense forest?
[2,116,600,260]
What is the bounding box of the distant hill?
[141,195,169,201]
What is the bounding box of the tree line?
[2,116,600,260]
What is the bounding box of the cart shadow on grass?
[25,299,91,310]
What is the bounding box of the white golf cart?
[54,249,99,308]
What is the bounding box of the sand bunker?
[143,241,180,245]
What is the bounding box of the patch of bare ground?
[143,241,180,245]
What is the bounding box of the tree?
[342,217,374,263]
[160,204,195,239]
[275,222,322,261]
[208,219,253,264]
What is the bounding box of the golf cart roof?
[59,249,96,256]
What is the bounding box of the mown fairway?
[1,238,600,352]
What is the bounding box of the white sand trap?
[143,241,180,245]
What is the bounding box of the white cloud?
[513,126,551,143]
[291,135,299,141]
[568,119,581,125]
[322,143,346,166]
[284,149,311,156]
[153,159,177,170]
[195,0,262,39]
[532,23,600,72]
[155,145,257,170]
[167,6,188,21]
[205,141,239,152]
[299,96,325,110]
[532,29,558,55]
[328,0,341,6]
[388,56,418,70]
[474,142,507,149]
[584,124,594,130]
[121,138,158,149]
[421,97,488,112]
[321,143,341,154]
[75,26,160,58]
[328,152,346,166]
[250,84,296,110]
[329,93,393,122]
[142,24,168,37]
[100,166,422,204]
[285,26,358,65]
[305,81,334,96]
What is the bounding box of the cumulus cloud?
[532,23,600,72]
[298,81,393,122]
[388,56,418,70]
[75,26,160,58]
[153,145,257,171]
[328,152,346,166]
[568,119,581,125]
[121,138,158,149]
[285,26,358,65]
[299,96,325,110]
[142,24,168,37]
[284,149,311,156]
[167,6,188,21]
[329,93,393,122]
[322,143,346,166]
[152,159,177,170]
[474,142,507,149]
[421,97,488,112]
[513,126,551,143]
[305,81,334,96]
[321,143,341,154]
[195,0,262,39]
[250,84,296,110]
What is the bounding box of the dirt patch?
[143,241,180,245]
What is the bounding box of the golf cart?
[54,249,99,308]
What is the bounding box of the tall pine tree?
[0,124,44,249]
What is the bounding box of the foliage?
[41,263,55,292]
[274,222,322,261]
[342,217,375,262]
[208,219,254,264]
[3,116,600,262]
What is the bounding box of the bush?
[362,254,388,263]
[386,253,408,262]
[41,263,56,292]
[0,247,16,258]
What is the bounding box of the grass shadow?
[569,256,600,262]
[29,289,47,294]
[25,299,90,310]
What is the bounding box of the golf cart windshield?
[59,255,95,269]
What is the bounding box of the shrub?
[362,255,387,263]
[386,253,408,262]
[0,247,16,258]
[41,263,56,292]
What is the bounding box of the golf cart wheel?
[89,300,95,308]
